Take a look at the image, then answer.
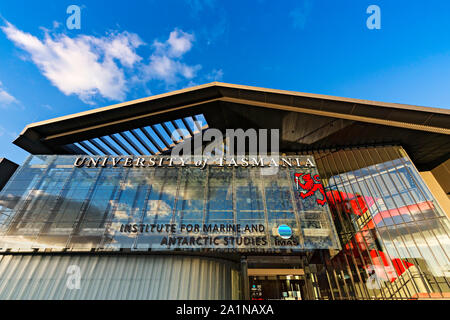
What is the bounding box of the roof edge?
[19,82,450,136]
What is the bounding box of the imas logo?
[277,225,292,239]
[294,173,327,206]
[274,225,298,246]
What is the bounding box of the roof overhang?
[14,82,450,170]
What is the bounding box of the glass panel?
[0,148,448,299]
[315,146,450,299]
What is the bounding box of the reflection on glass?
[314,146,450,299]
[0,155,340,252]
[0,147,448,299]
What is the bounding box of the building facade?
[0,83,449,300]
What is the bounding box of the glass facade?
[312,146,450,299]
[0,145,449,299]
[0,155,339,252]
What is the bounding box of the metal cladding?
[0,254,240,300]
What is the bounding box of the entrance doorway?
[248,269,306,300]
[244,255,321,300]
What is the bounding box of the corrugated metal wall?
[0,254,241,300]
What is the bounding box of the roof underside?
[14,82,450,171]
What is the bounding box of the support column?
[241,256,250,300]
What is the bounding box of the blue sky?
[0,0,449,164]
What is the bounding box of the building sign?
[120,223,268,248]
[0,155,341,252]
[116,221,306,250]
[294,173,327,206]
[73,156,317,169]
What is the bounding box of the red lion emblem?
[294,173,327,206]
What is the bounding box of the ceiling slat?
[193,115,203,132]
[170,120,185,139]
[99,136,122,155]
[151,125,171,149]
[161,122,176,144]
[64,113,208,156]
[109,134,133,155]
[118,132,144,155]
[139,127,164,153]
[181,118,194,137]
[78,141,96,155]
[88,139,109,155]
[64,143,87,155]
[130,129,154,155]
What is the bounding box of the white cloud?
[2,21,208,103]
[145,29,201,85]
[206,68,223,81]
[167,29,194,57]
[1,21,143,103]
[0,81,18,106]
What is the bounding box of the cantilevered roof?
[14,82,450,170]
